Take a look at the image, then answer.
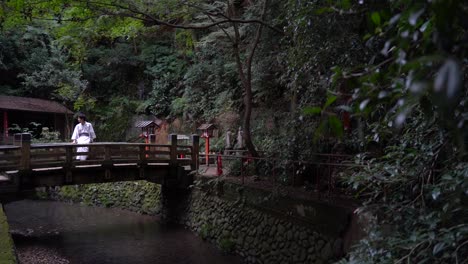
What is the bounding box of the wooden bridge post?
[64,145,73,183]
[191,134,199,171]
[13,134,21,147]
[170,134,177,166]
[18,133,31,171]
[138,144,147,179]
[163,134,178,186]
[14,133,32,188]
[104,145,112,180]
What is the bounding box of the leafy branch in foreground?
[325,0,468,263]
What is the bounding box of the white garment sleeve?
[89,123,96,140]
[71,125,79,140]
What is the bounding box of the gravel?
[16,245,69,264]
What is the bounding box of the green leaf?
[371,12,381,26]
[315,7,333,15]
[441,174,453,180]
[331,66,343,84]
[313,120,328,141]
[340,0,351,10]
[329,116,344,137]
[324,95,337,109]
[303,106,322,115]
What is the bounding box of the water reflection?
[5,200,241,264]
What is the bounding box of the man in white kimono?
[71,113,96,161]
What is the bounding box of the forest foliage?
[0,0,467,263]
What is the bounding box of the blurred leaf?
[434,59,462,99]
[303,106,322,115]
[409,9,425,26]
[371,12,381,26]
[336,105,353,112]
[329,115,344,137]
[432,242,445,255]
[315,7,333,15]
[341,0,351,10]
[324,95,337,109]
[359,99,370,111]
[432,187,441,200]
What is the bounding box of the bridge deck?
[0,134,200,198]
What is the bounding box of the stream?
[4,200,241,264]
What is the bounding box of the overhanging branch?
[28,0,284,34]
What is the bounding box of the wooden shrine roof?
[0,95,73,114]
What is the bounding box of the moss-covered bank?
[0,205,17,264]
[37,181,162,215]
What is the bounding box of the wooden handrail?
[1,133,201,173]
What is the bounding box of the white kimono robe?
[71,122,96,160]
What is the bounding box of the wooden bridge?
[0,133,200,199]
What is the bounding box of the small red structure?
[135,120,160,144]
[135,120,160,158]
[217,153,223,176]
[198,123,217,166]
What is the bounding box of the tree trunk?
[242,80,258,156]
[215,0,270,157]
[230,0,268,157]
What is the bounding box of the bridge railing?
[0,145,21,171]
[204,152,364,199]
[0,133,200,172]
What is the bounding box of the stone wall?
[0,204,17,264]
[170,179,350,264]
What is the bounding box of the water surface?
[5,200,241,264]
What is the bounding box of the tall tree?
[0,0,281,155]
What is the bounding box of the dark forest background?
[0,0,467,262]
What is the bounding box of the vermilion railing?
[204,152,363,197]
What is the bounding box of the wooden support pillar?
[15,133,31,187]
[3,111,8,140]
[104,145,112,180]
[191,134,199,171]
[205,137,210,166]
[138,144,147,179]
[104,145,111,161]
[148,134,156,159]
[13,134,22,147]
[138,145,147,163]
[64,145,73,183]
[17,133,31,170]
[163,134,178,186]
[170,134,177,166]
